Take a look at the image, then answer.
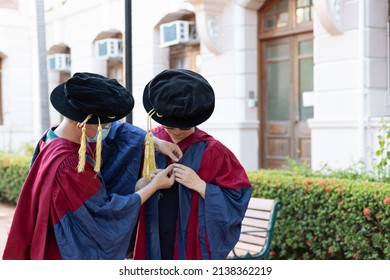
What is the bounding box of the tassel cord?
[142,109,157,179]
[77,114,93,173]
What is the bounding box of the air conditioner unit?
[95,38,123,59]
[160,20,199,47]
[48,54,71,72]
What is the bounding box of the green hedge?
[248,169,390,260]
[0,153,30,204]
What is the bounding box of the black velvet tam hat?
[143,69,215,128]
[50,72,134,124]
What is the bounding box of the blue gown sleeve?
[101,121,146,195]
[51,143,142,259]
[53,186,141,260]
[198,141,252,259]
[201,184,251,259]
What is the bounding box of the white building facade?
[0,0,389,172]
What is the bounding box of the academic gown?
[133,126,252,260]
[2,121,146,260]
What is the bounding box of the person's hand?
[173,163,206,198]
[136,165,175,204]
[151,164,175,190]
[135,177,151,192]
[136,169,161,191]
[154,138,182,162]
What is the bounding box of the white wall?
[0,0,36,152]
[310,0,389,170]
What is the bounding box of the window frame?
[259,0,313,40]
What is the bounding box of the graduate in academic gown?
[134,69,252,260]
[2,72,180,260]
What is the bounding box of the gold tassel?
[142,109,157,179]
[94,118,102,173]
[77,114,93,173]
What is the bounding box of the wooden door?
[260,34,313,169]
[258,0,314,169]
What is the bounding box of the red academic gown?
[3,122,145,259]
[134,126,252,260]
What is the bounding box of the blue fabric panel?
[101,121,146,195]
[53,183,141,260]
[203,185,252,259]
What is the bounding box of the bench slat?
[241,217,270,229]
[228,247,260,257]
[247,198,275,211]
[228,197,281,260]
[233,241,264,253]
[240,225,268,237]
[238,234,267,246]
[244,209,271,220]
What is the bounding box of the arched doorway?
[258,0,314,169]
[93,29,123,84]
[47,43,71,83]
[158,12,200,72]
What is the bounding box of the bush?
[0,153,30,204]
[249,169,390,260]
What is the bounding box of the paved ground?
[0,203,15,256]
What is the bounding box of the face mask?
[87,125,111,143]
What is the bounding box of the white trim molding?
[235,0,266,10]
[313,0,344,35]
[189,0,229,54]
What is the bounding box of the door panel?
[261,39,292,168]
[260,34,313,169]
[296,37,313,164]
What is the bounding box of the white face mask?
[87,124,111,142]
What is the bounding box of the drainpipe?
[125,0,133,124]
[358,0,366,161]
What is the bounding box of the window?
[296,0,314,24]
[263,0,289,30]
[92,30,123,84]
[260,0,313,38]
[169,44,200,72]
[163,14,200,72]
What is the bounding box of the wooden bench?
[228,197,282,260]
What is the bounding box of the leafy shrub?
[375,118,390,181]
[249,169,390,259]
[0,153,30,204]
